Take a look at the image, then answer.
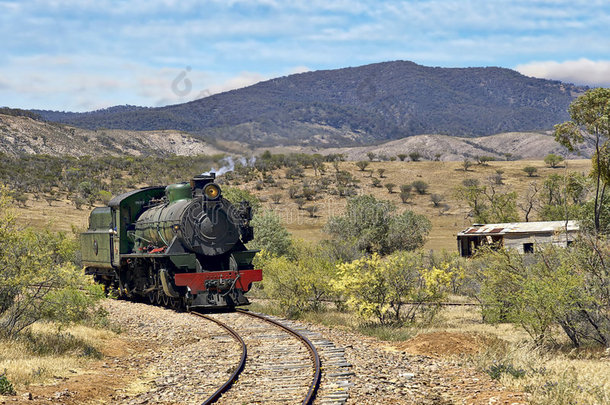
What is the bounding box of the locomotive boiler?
[80,174,262,309]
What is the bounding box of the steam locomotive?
[80,174,261,309]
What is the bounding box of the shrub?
[325,195,431,255]
[333,251,448,325]
[523,166,538,177]
[250,210,291,257]
[409,152,421,162]
[0,187,105,337]
[544,153,564,168]
[0,372,15,396]
[477,238,610,347]
[254,241,339,316]
[223,187,261,211]
[412,180,429,194]
[430,193,443,207]
[355,161,369,171]
[384,183,396,193]
[305,205,319,218]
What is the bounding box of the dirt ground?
[0,312,527,405]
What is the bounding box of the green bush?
[0,372,16,396]
[0,187,105,337]
[250,210,291,257]
[253,241,339,316]
[477,238,610,347]
[325,195,431,255]
[486,362,526,380]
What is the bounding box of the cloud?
[2,0,610,110]
[515,59,610,87]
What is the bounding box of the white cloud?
[515,59,610,87]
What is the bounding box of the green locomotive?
[80,174,261,309]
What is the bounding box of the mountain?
[0,113,225,157]
[34,61,585,147]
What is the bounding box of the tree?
[554,88,610,233]
[518,182,540,222]
[523,166,538,177]
[356,161,369,171]
[377,168,386,178]
[325,195,430,255]
[367,152,376,161]
[412,180,429,194]
[430,194,444,207]
[250,210,291,256]
[385,183,396,193]
[409,152,422,162]
[462,159,473,171]
[386,210,432,252]
[397,154,407,161]
[270,193,282,204]
[544,153,564,168]
[305,205,319,218]
[455,179,518,223]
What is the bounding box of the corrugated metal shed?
[458,221,579,236]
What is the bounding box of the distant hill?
[291,131,595,161]
[34,61,585,147]
[0,113,225,157]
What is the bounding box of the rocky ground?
[0,300,527,404]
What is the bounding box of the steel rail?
[236,309,321,405]
[192,312,247,405]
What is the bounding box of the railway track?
[192,309,323,404]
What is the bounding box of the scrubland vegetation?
[0,186,109,394]
[2,88,610,403]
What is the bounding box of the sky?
[1,0,609,112]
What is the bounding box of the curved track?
[194,309,321,405]
[191,312,247,405]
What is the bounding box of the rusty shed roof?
[457,221,579,236]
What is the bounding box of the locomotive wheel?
[170,297,181,310]
[148,290,157,305]
[155,290,162,305]
[162,293,170,307]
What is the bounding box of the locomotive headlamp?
[203,183,220,199]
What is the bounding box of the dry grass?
[12,158,591,252]
[245,158,592,251]
[0,322,116,389]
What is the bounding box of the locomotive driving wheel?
[148,273,159,304]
